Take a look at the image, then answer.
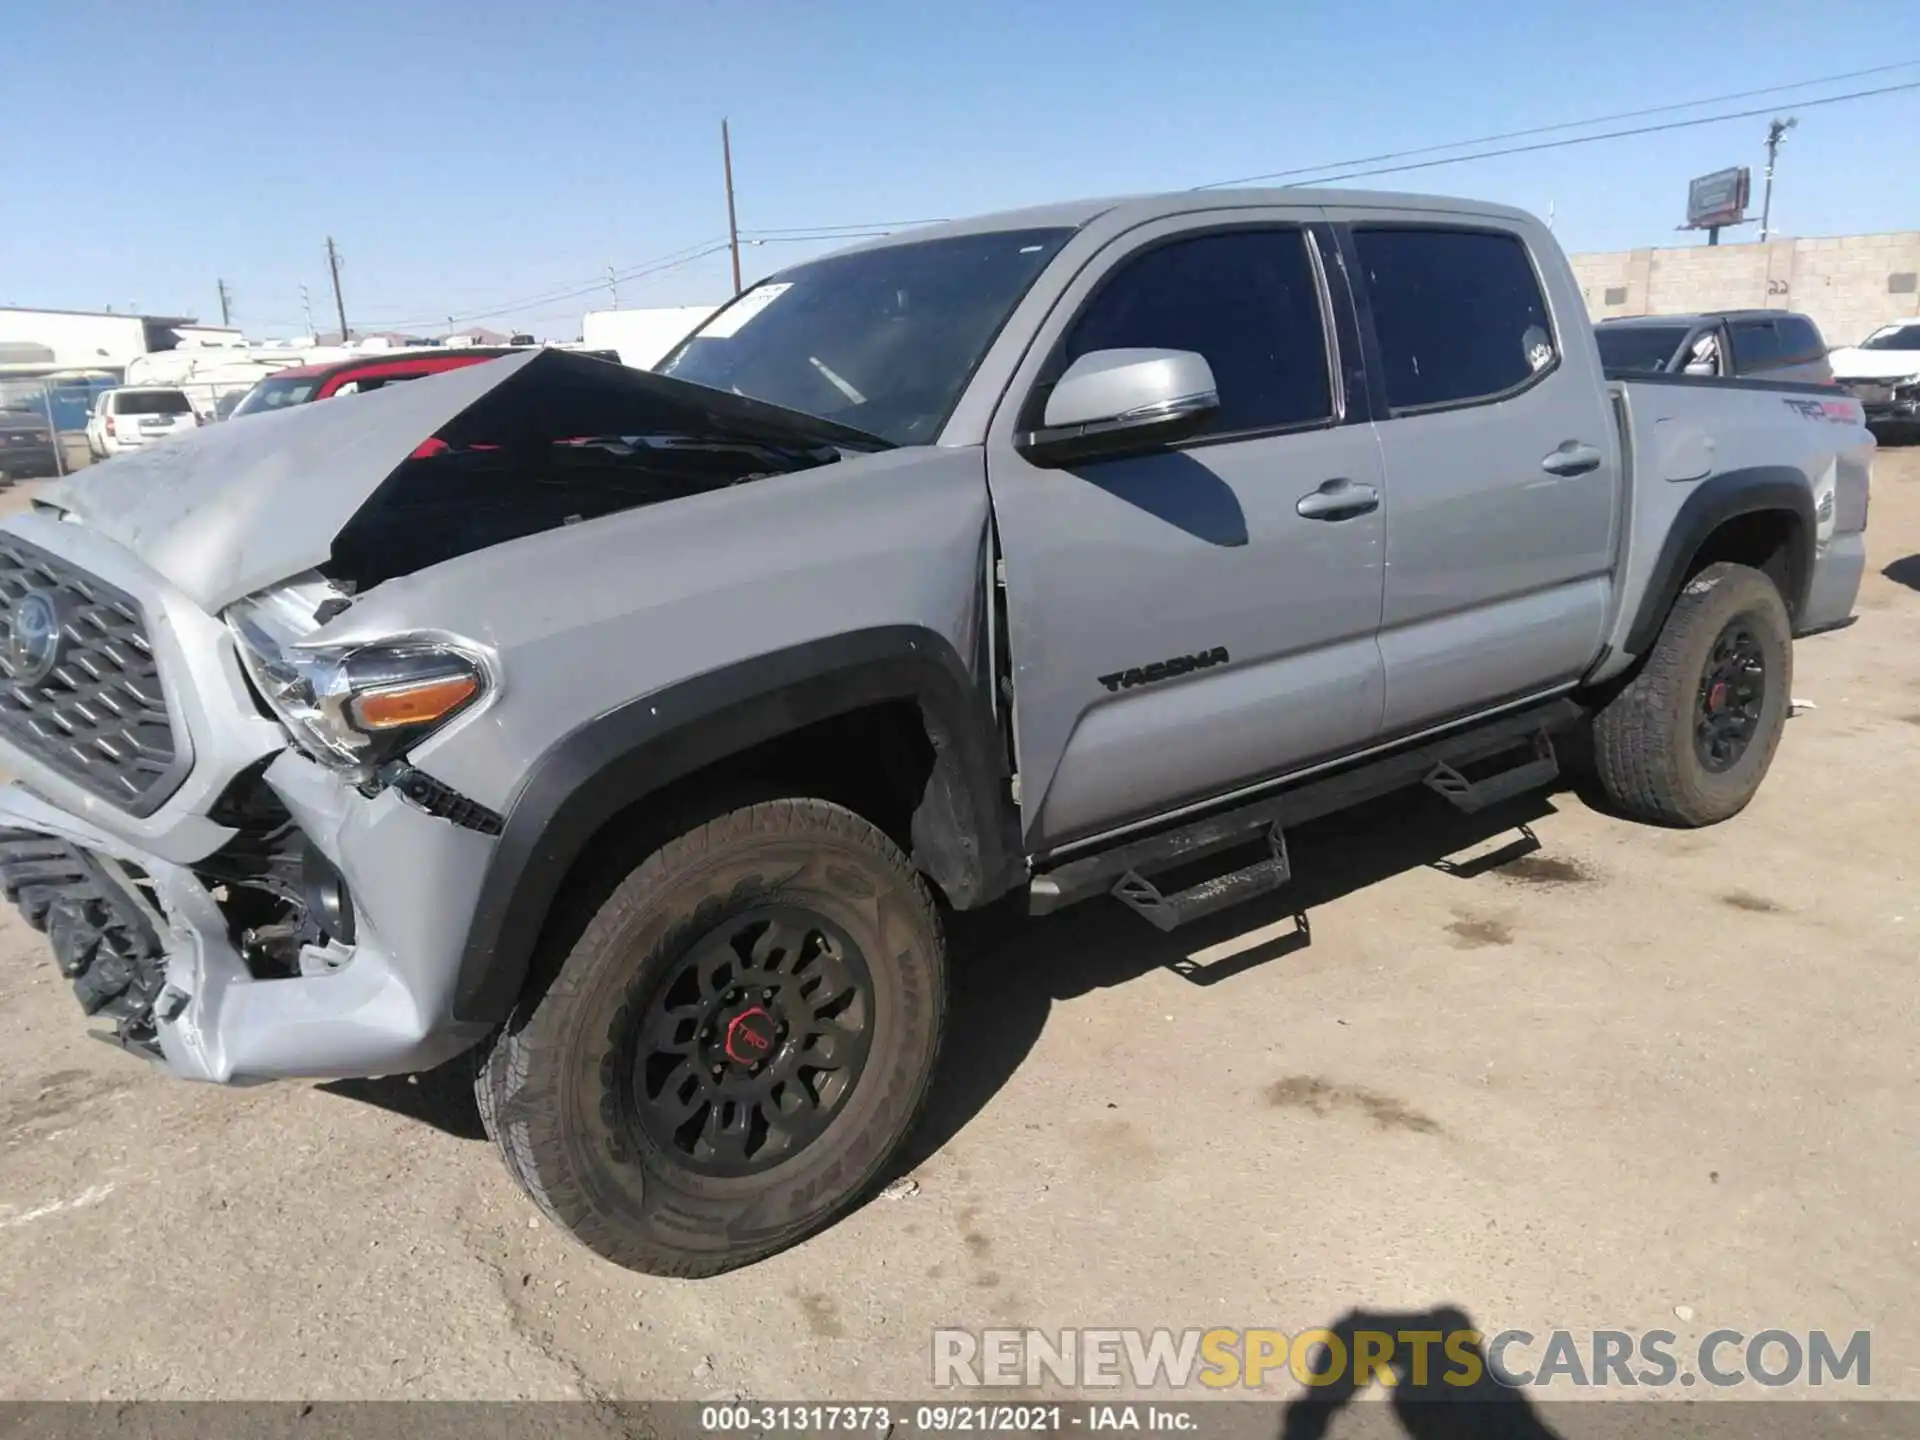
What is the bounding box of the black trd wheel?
[1592,562,1792,827]
[476,798,945,1277]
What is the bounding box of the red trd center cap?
[723,1006,778,1065]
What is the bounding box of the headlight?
[226,582,489,782]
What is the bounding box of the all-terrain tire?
[474,798,946,1277]
[0,829,164,1019]
[1591,562,1792,827]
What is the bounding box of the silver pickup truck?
[0,189,1872,1276]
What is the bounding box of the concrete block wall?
[1569,231,1920,347]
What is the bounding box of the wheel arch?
[451,625,1020,1024]
[1621,466,1816,662]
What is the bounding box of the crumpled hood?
[1827,348,1920,382]
[40,349,884,613]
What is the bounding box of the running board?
[1028,698,1580,921]
[1112,824,1291,933]
[1422,732,1559,815]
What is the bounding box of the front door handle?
[1296,478,1379,520]
[1541,441,1603,476]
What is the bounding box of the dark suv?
[1595,309,1833,385]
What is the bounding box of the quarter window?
[1352,227,1557,411]
[1059,229,1333,435]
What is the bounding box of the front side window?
[1730,321,1786,372]
[1353,227,1557,411]
[660,227,1072,446]
[1594,324,1691,373]
[1056,229,1333,435]
[1777,315,1827,363]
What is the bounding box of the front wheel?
[475,798,946,1276]
[1590,562,1792,827]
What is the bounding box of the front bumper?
[0,513,497,1082]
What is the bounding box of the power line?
[1195,58,1920,190]
[1258,79,1920,190]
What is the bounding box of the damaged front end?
[0,349,874,1079]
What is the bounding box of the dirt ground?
[0,450,1915,1410]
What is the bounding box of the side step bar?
[1423,731,1559,815]
[1113,824,1291,933]
[1029,698,1579,926]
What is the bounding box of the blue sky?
[4,0,1916,338]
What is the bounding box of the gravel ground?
[0,451,1915,1410]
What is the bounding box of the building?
[1570,231,1920,348]
[0,307,244,380]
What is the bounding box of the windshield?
[658,227,1073,446]
[1594,325,1691,372]
[231,375,321,417]
[1860,324,1920,351]
[116,390,192,416]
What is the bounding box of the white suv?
[85,386,200,459]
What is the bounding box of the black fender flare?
[450,625,1021,1024]
[1620,466,1816,661]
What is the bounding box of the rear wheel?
[1591,562,1792,826]
[475,797,945,1276]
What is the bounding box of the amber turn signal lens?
[350,674,479,731]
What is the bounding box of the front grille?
[0,535,185,814]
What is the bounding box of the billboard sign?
[1687,167,1751,229]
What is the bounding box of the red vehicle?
[227,347,617,420]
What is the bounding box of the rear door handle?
[1541,441,1603,476]
[1296,478,1379,520]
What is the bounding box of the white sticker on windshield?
[698,282,793,339]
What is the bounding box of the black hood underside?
[326,348,891,592]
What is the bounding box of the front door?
[985,215,1388,851]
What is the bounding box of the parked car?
[1595,309,1834,384]
[226,347,618,419]
[0,404,60,479]
[84,386,201,459]
[0,189,1872,1278]
[1827,317,1920,439]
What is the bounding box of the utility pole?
[300,284,314,337]
[722,118,742,295]
[216,278,232,327]
[607,263,619,308]
[1759,116,1797,242]
[325,236,349,342]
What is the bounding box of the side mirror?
[1017,348,1219,467]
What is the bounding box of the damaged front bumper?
[0,763,497,1082]
[0,514,497,1083]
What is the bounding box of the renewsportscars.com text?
[932,1327,1871,1391]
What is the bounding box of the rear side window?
[1060,229,1333,434]
[1729,321,1785,372]
[1352,227,1557,411]
[114,390,192,416]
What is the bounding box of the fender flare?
[1620,466,1816,661]
[450,625,1020,1024]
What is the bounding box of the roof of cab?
[815,188,1541,259]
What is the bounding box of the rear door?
[1333,213,1622,734]
[985,210,1389,849]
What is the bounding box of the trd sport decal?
[1782,396,1860,424]
[1098,647,1230,693]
